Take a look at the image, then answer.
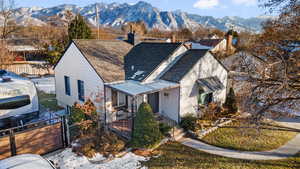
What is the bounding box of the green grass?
[143,142,300,169]
[200,121,298,151]
[38,91,63,111]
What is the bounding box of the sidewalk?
[179,117,300,160]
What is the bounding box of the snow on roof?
[190,42,213,50]
[106,80,179,96]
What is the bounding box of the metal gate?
[0,116,67,160]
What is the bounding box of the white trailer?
[0,70,39,128]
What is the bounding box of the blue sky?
[16,0,268,18]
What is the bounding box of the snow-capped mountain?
[9,1,270,32]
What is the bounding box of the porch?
[104,80,180,139]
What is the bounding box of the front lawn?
[143,142,300,169]
[38,91,63,111]
[200,121,298,151]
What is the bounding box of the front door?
[147,92,159,113]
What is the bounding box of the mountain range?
[9,1,272,32]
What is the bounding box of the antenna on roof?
[95,4,100,40]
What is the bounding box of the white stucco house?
[54,39,228,138]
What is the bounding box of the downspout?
[104,85,107,126]
[177,86,181,124]
[131,96,136,139]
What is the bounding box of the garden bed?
[200,121,298,151]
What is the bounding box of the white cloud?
[232,0,257,6]
[193,0,219,9]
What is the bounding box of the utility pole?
[95,4,100,40]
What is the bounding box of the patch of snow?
[28,109,65,124]
[30,77,55,94]
[131,70,144,79]
[47,148,148,169]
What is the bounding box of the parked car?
[0,154,56,169]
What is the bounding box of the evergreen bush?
[68,14,92,40]
[159,123,172,136]
[180,114,198,132]
[131,102,163,149]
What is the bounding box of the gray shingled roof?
[161,49,209,82]
[73,39,133,83]
[124,42,182,81]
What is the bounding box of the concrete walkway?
[179,117,300,160]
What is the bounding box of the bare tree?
[259,0,299,12]
[0,41,15,69]
[0,0,18,39]
[241,4,300,123]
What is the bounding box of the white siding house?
[54,43,104,112]
[54,40,228,138]
[54,40,133,115]
[179,52,228,117]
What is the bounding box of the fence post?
[60,116,69,148]
[63,116,70,146]
[9,129,16,156]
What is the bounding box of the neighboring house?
[0,70,39,128]
[55,39,228,138]
[2,39,51,76]
[5,39,45,61]
[189,31,236,54]
[222,51,267,75]
[191,39,227,53]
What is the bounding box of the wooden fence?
[5,61,54,75]
[0,116,67,160]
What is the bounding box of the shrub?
[74,131,125,158]
[131,103,163,149]
[201,103,222,121]
[69,105,86,124]
[159,123,172,136]
[180,114,198,132]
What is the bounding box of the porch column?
[131,96,137,138]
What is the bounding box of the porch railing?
[156,113,178,128]
[106,109,133,140]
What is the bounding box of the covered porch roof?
[105,80,179,96]
[197,76,224,93]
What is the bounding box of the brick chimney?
[226,30,234,54]
[172,34,176,43]
[127,31,135,45]
[127,25,135,45]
